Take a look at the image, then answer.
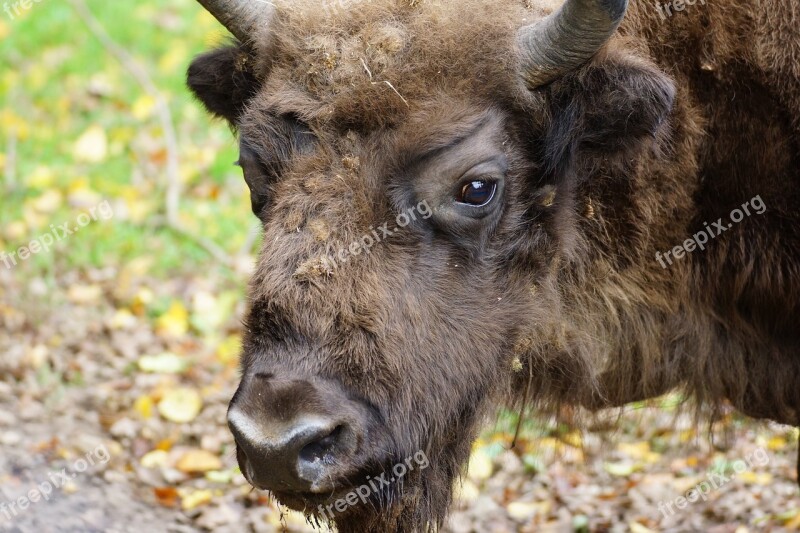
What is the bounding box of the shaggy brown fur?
[187,0,800,530]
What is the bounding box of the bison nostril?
[298,424,346,464]
[228,407,356,492]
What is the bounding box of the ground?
[0,1,798,532]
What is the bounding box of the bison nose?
[228,411,352,491]
[227,376,361,493]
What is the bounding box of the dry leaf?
[153,486,179,508]
[181,489,213,511]
[156,301,189,338]
[176,449,223,474]
[141,450,170,469]
[134,396,154,419]
[73,124,108,163]
[138,352,189,374]
[158,387,202,423]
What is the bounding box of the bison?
[186,0,800,530]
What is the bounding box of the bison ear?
[187,45,260,124]
[545,52,676,160]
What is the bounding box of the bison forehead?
[258,0,529,130]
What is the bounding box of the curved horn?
[518,0,628,88]
[196,0,274,43]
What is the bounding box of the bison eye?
[457,179,497,207]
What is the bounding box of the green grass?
[0,0,250,279]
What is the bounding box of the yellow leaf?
[467,449,493,482]
[155,438,174,452]
[131,95,157,121]
[108,309,137,330]
[22,206,48,231]
[158,387,202,423]
[0,19,9,40]
[604,461,635,477]
[4,221,27,241]
[73,124,108,163]
[738,472,772,485]
[156,301,189,338]
[158,46,188,74]
[453,480,480,502]
[26,166,55,189]
[67,284,103,304]
[140,449,169,468]
[785,513,800,530]
[27,63,47,92]
[630,523,657,533]
[131,287,154,315]
[560,429,583,448]
[176,449,223,474]
[618,441,661,464]
[205,470,234,484]
[0,109,30,139]
[507,501,543,522]
[181,489,213,511]
[217,335,242,365]
[67,187,103,209]
[138,352,190,374]
[134,396,154,419]
[767,437,787,451]
[30,190,63,214]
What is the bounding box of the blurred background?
[0,1,798,531]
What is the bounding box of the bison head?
[187,0,677,530]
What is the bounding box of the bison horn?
[196,0,274,43]
[518,0,628,88]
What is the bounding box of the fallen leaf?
[67,187,103,209]
[156,301,189,338]
[507,501,542,521]
[30,190,63,213]
[153,486,179,508]
[67,285,103,304]
[767,437,787,451]
[131,95,156,120]
[73,124,108,163]
[467,449,493,482]
[604,461,636,477]
[141,450,170,469]
[26,166,56,189]
[134,396,154,419]
[176,449,223,474]
[205,470,234,484]
[4,221,28,241]
[138,352,190,374]
[181,489,213,511]
[630,522,657,533]
[216,335,241,365]
[737,471,772,485]
[158,387,202,423]
[108,309,137,330]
